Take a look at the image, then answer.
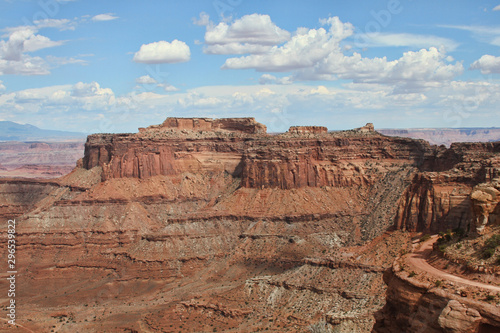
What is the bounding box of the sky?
[0,0,499,133]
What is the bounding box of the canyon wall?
[373,262,500,333]
[394,142,500,234]
[2,118,500,332]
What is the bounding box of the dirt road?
[407,235,500,293]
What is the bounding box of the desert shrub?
[308,321,333,333]
[420,234,431,242]
[485,234,500,249]
[482,234,500,259]
[483,247,495,259]
[435,280,442,287]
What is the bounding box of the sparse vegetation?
[308,321,333,333]
[434,280,442,287]
[436,228,467,253]
[482,234,500,259]
[420,234,431,242]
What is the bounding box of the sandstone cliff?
[1,118,500,332]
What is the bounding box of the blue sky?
[0,0,499,133]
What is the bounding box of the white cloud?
[136,75,158,85]
[0,81,5,91]
[470,55,500,74]
[133,40,191,64]
[71,81,113,98]
[135,75,179,93]
[3,79,500,133]
[308,47,463,92]
[158,83,179,92]
[202,13,291,54]
[493,5,500,11]
[92,13,119,22]
[360,33,459,51]
[222,17,354,71]
[259,74,293,85]
[46,55,88,66]
[441,24,500,47]
[33,18,76,31]
[0,26,63,61]
[0,56,49,75]
[223,17,463,92]
[193,12,210,26]
[0,25,66,75]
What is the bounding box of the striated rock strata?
[1,118,500,332]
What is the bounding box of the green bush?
[485,234,500,249]
[420,234,431,242]
[482,234,500,259]
[483,248,495,259]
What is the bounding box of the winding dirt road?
[407,235,500,293]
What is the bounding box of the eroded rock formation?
[1,118,500,332]
[470,181,500,234]
[373,263,500,333]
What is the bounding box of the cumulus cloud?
[92,13,119,22]
[0,26,63,61]
[0,24,68,75]
[0,81,5,91]
[158,83,179,92]
[3,79,500,133]
[200,13,290,54]
[222,16,463,92]
[133,40,191,64]
[71,81,114,98]
[494,5,500,11]
[193,12,210,26]
[135,75,179,92]
[470,55,500,74]
[259,74,293,85]
[136,75,158,85]
[309,47,463,92]
[222,17,354,71]
[0,56,49,75]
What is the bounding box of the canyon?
[0,141,84,179]
[0,117,499,332]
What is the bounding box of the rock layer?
[2,118,500,332]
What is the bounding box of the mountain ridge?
[0,121,86,141]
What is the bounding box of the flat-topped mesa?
[288,126,328,135]
[141,117,267,134]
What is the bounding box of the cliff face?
[394,142,500,233]
[373,260,500,333]
[83,118,429,188]
[3,118,500,332]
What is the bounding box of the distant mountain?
[378,127,500,147]
[0,121,87,141]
